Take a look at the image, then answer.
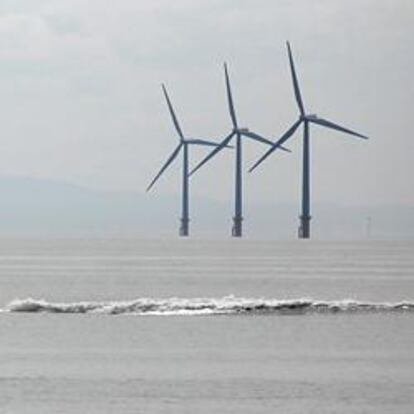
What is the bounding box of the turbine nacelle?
[234,127,249,133]
[299,114,317,122]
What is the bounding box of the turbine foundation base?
[179,218,190,237]
[298,215,311,239]
[232,216,243,238]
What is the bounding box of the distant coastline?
[0,176,413,240]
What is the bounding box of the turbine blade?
[239,130,273,145]
[190,131,235,176]
[186,139,233,148]
[287,42,305,116]
[162,84,184,140]
[249,119,302,172]
[240,130,292,153]
[146,143,183,191]
[224,63,238,128]
[309,117,368,139]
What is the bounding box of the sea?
[0,238,413,414]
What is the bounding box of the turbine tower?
[250,42,368,239]
[191,63,290,237]
[147,84,226,237]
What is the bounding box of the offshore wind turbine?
[249,42,368,239]
[191,63,290,237]
[147,84,227,237]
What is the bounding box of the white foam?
[2,296,413,316]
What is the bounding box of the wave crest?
[3,297,414,316]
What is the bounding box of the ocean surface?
[0,238,413,413]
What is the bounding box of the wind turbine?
[249,42,368,239]
[191,63,290,237]
[147,84,227,237]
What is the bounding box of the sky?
[0,0,413,208]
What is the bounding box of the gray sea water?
[0,239,413,413]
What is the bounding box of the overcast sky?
[0,0,413,208]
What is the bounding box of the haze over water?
[1,0,413,412]
[0,238,413,413]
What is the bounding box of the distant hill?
[0,176,413,239]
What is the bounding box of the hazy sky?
[0,0,413,207]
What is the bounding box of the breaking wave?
[3,296,414,316]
